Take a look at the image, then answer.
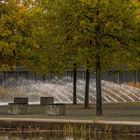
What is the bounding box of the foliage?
[78,0,139,71]
[0,0,37,71]
[0,0,139,73]
[31,0,140,73]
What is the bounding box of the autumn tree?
[26,0,139,116]
[28,0,85,104]
[79,0,139,115]
[44,0,139,115]
[0,0,37,71]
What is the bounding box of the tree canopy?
[30,0,140,73]
[0,0,37,71]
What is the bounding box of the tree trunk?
[34,72,37,81]
[73,64,77,105]
[96,56,102,116]
[95,0,102,116]
[85,68,90,108]
[43,74,46,81]
[134,70,138,84]
[3,71,5,88]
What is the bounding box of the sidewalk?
[0,117,140,125]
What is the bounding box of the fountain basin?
[8,103,27,115]
[14,97,28,105]
[46,104,65,115]
[40,97,54,106]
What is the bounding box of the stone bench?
[40,97,54,106]
[46,104,65,115]
[8,103,27,115]
[14,97,28,105]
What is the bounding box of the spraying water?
[0,77,140,104]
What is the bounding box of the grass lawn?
[0,102,139,121]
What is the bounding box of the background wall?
[0,69,139,87]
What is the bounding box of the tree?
[0,0,37,71]
[27,0,139,115]
[46,0,139,115]
[48,0,84,105]
[125,0,140,70]
[80,0,139,115]
[28,0,85,104]
[26,0,69,76]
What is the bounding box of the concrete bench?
[8,103,27,115]
[14,97,28,105]
[40,97,54,106]
[46,104,65,115]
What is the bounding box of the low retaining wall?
[46,104,65,115]
[0,118,139,134]
[8,103,27,115]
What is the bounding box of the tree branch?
[102,34,129,46]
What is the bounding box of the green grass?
[0,102,140,121]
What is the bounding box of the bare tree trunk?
[95,1,102,115]
[73,63,77,104]
[96,56,102,116]
[43,74,46,81]
[85,68,90,108]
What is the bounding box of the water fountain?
[0,77,140,104]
